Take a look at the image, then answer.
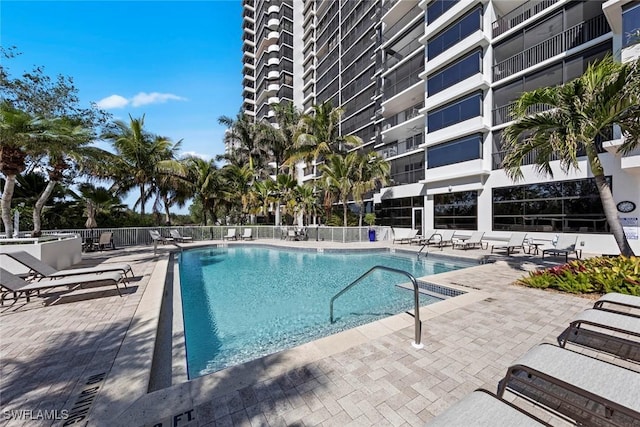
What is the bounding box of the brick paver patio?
[0,240,622,426]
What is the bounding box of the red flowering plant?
[518,256,640,295]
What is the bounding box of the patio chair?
[497,343,640,426]
[1,267,126,304]
[430,229,456,248]
[427,389,548,426]
[222,228,237,241]
[97,231,115,251]
[491,232,527,256]
[542,234,581,262]
[452,231,487,250]
[594,293,640,317]
[0,251,134,283]
[558,308,640,362]
[149,230,174,244]
[241,228,253,240]
[170,229,193,243]
[392,228,418,244]
[411,229,435,245]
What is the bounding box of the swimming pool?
[179,246,473,378]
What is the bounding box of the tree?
[102,115,177,215]
[222,164,254,224]
[273,174,296,225]
[296,101,362,163]
[269,101,302,176]
[320,153,357,227]
[0,102,51,236]
[503,55,640,256]
[294,182,320,226]
[352,152,390,227]
[249,179,274,221]
[180,156,220,225]
[218,112,264,173]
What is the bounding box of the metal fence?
[38,225,393,248]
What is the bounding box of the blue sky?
[2,1,243,213]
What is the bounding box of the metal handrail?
[329,265,423,349]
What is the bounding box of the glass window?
[494,33,523,64]
[524,13,562,48]
[427,92,482,132]
[492,177,612,233]
[623,3,640,48]
[428,6,482,60]
[427,0,457,25]
[376,196,424,228]
[434,191,477,230]
[427,134,483,168]
[427,50,482,95]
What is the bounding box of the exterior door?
[412,207,424,235]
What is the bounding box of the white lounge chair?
[491,232,527,256]
[558,308,640,361]
[149,230,174,244]
[594,293,640,316]
[1,267,126,304]
[222,228,237,241]
[453,231,487,250]
[241,228,253,240]
[411,230,436,245]
[427,389,548,426]
[542,234,580,262]
[170,229,193,242]
[498,343,640,425]
[392,228,418,244]
[0,251,134,282]
[430,229,456,248]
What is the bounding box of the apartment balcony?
[384,34,423,73]
[267,96,280,105]
[267,18,280,30]
[382,0,415,30]
[493,15,611,82]
[492,0,559,38]
[381,102,424,140]
[382,3,422,44]
[376,133,424,160]
[267,70,280,80]
[389,168,425,186]
[423,116,489,148]
[492,102,551,126]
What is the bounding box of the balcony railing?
[493,14,610,81]
[376,133,424,159]
[383,70,423,100]
[492,0,559,38]
[382,0,400,16]
[390,168,424,185]
[493,102,550,126]
[382,102,424,131]
[385,38,423,71]
[383,3,421,43]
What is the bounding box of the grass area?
[517,256,640,296]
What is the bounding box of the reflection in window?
[427,6,482,60]
[492,177,612,233]
[376,196,424,228]
[434,191,478,230]
[427,92,482,132]
[623,3,640,48]
[427,50,482,96]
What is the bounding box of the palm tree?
[268,101,302,176]
[75,182,127,228]
[294,182,320,226]
[273,174,296,225]
[320,153,358,227]
[218,112,264,172]
[180,156,220,225]
[0,102,52,236]
[295,101,362,163]
[102,115,177,215]
[222,164,254,224]
[503,55,640,256]
[249,179,274,220]
[352,152,390,227]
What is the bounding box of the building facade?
[242,0,640,251]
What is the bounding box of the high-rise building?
[243,0,640,251]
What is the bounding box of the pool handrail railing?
[329,265,423,349]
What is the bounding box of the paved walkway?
[0,240,625,426]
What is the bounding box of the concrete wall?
[0,235,82,274]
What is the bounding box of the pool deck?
[0,239,633,426]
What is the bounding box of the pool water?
[179,246,473,378]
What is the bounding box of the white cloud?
[95,92,187,110]
[181,151,213,161]
[131,92,187,107]
[96,94,129,109]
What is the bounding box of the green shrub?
[517,256,640,296]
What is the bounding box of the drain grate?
[484,297,496,302]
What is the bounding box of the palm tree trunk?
[140,185,146,215]
[343,198,348,227]
[1,174,16,237]
[588,150,634,256]
[32,180,57,236]
[594,174,634,256]
[163,196,171,225]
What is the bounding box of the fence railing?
[35,225,394,247]
[492,0,559,38]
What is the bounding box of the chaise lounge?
[222,228,237,241]
[149,230,174,244]
[1,267,127,304]
[392,228,418,244]
[241,228,253,240]
[1,251,134,282]
[558,308,640,362]
[497,343,640,426]
[452,231,487,250]
[491,232,527,256]
[542,234,581,262]
[593,292,640,316]
[170,229,193,242]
